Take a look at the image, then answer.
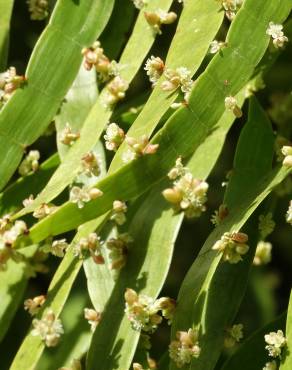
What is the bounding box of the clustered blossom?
[212,232,249,264]
[104,123,125,151]
[162,67,194,102]
[22,194,34,208]
[259,213,275,239]
[224,323,244,348]
[18,150,40,176]
[253,241,272,266]
[169,328,201,368]
[266,22,288,49]
[41,238,69,258]
[33,203,57,219]
[73,232,104,264]
[144,56,165,86]
[286,201,292,225]
[124,288,176,333]
[264,330,286,358]
[80,151,101,177]
[59,123,80,146]
[82,41,120,81]
[110,200,128,225]
[27,0,49,20]
[211,204,229,226]
[144,9,177,34]
[69,185,103,208]
[163,158,209,218]
[103,76,129,107]
[106,233,132,270]
[24,295,46,316]
[131,0,148,9]
[220,0,243,21]
[0,218,28,270]
[84,308,101,331]
[224,96,243,118]
[31,309,64,347]
[122,135,159,163]
[281,146,292,167]
[209,40,227,54]
[0,67,26,107]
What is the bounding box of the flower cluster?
[169,328,201,368]
[259,213,275,239]
[33,203,57,219]
[27,0,49,20]
[110,201,128,225]
[24,295,46,316]
[161,67,194,102]
[0,67,26,107]
[84,308,101,331]
[253,241,272,266]
[224,323,244,348]
[69,185,103,208]
[264,330,286,358]
[82,41,120,81]
[104,123,125,151]
[224,96,243,118]
[59,123,80,146]
[220,0,243,21]
[131,0,148,9]
[18,150,40,176]
[266,22,288,49]
[122,135,159,163]
[144,56,165,86]
[31,309,64,347]
[211,204,229,226]
[106,233,132,270]
[103,76,129,107]
[144,9,177,34]
[163,158,209,218]
[80,151,101,177]
[281,146,292,167]
[73,232,104,264]
[286,201,292,225]
[209,40,227,54]
[124,288,176,333]
[0,218,27,270]
[41,238,69,258]
[212,232,249,264]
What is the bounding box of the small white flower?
[24,295,46,316]
[266,22,288,49]
[169,328,201,367]
[59,123,80,146]
[224,323,244,348]
[225,96,243,117]
[104,123,125,151]
[31,309,64,347]
[84,308,101,331]
[264,330,286,358]
[162,67,194,102]
[18,150,40,176]
[212,232,249,264]
[27,0,49,20]
[286,201,292,225]
[144,9,177,34]
[110,200,127,225]
[131,0,148,10]
[253,241,272,266]
[281,146,292,167]
[144,56,164,85]
[51,239,68,257]
[69,186,103,208]
[209,40,226,54]
[103,76,129,107]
